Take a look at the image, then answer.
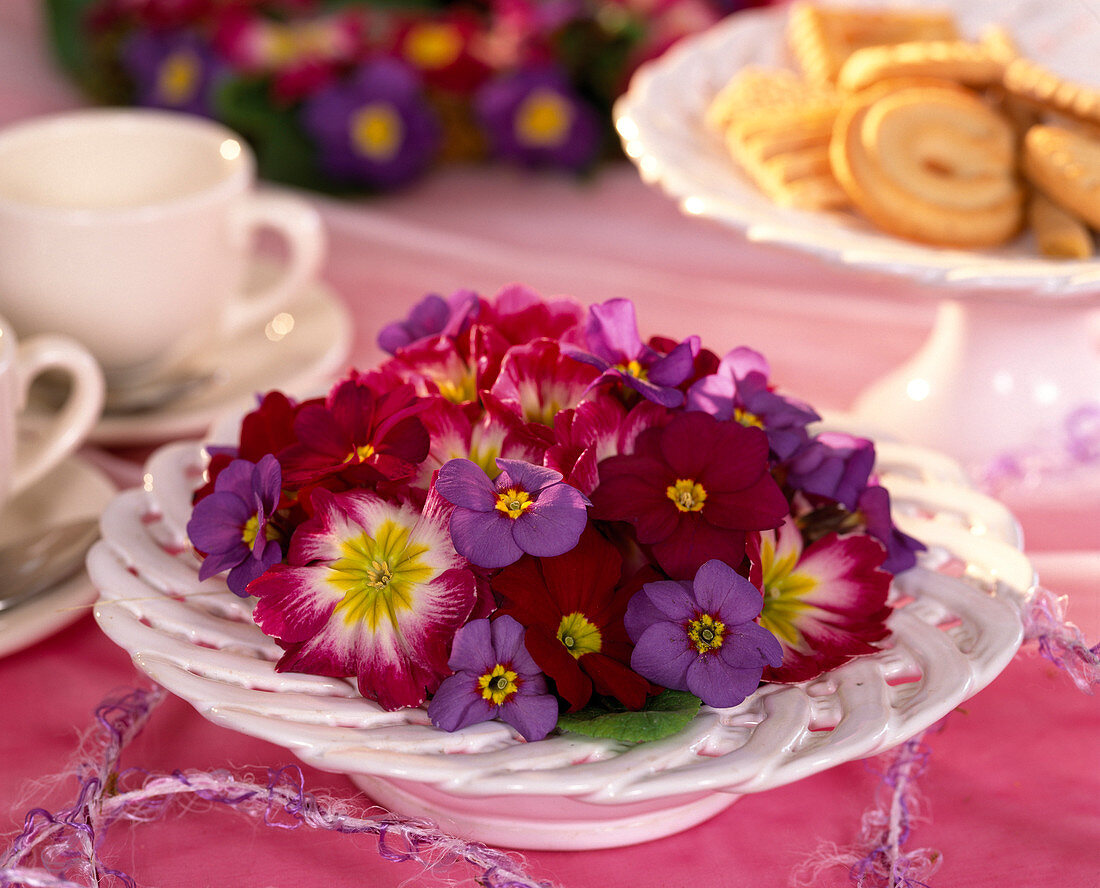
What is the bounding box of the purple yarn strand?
[1,684,552,888]
[1022,586,1100,694]
[792,730,942,888]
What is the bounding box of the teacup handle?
[13,335,105,497]
[223,191,325,335]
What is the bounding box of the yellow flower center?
[557,612,602,659]
[687,613,726,654]
[734,407,764,429]
[494,488,533,519]
[614,359,648,380]
[156,50,201,105]
[514,88,573,148]
[241,514,259,548]
[434,368,478,405]
[329,520,434,629]
[350,103,404,162]
[756,534,816,650]
[403,22,463,70]
[666,478,707,513]
[478,663,519,705]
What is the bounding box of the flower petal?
[499,693,559,741]
[685,654,759,708]
[447,617,496,674]
[449,507,523,568]
[428,672,496,733]
[435,458,498,511]
[511,485,588,557]
[630,621,694,690]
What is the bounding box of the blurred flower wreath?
[44,0,771,193]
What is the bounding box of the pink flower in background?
[250,487,476,710]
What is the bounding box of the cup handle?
[223,191,325,335]
[12,335,105,497]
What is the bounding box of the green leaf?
[556,691,702,743]
[213,78,333,192]
[42,0,99,77]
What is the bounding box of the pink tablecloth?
[1,4,1098,886]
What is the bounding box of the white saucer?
[89,260,353,447]
[0,453,116,659]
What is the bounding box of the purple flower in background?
[687,346,820,459]
[377,289,480,355]
[785,432,875,510]
[857,485,925,574]
[121,29,225,117]
[428,616,559,740]
[301,58,440,190]
[434,457,589,568]
[563,298,697,407]
[474,67,602,171]
[625,560,782,708]
[187,454,282,596]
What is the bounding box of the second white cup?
[0,108,325,384]
[0,314,105,507]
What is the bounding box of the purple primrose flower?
[785,431,876,511]
[563,298,697,407]
[121,29,225,117]
[186,454,282,596]
[301,57,440,190]
[857,485,926,574]
[687,346,820,459]
[474,66,602,171]
[625,559,782,708]
[428,615,559,741]
[377,289,480,355]
[434,457,590,568]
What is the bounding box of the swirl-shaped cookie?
[830,80,1023,247]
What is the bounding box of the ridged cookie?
[837,39,1004,94]
[1004,58,1100,127]
[788,2,958,85]
[1022,124,1100,229]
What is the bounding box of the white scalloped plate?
[86,431,1032,850]
[613,0,1100,297]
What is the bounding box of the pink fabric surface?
[2,3,1099,886]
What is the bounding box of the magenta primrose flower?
[249,487,476,711]
[427,615,559,741]
[187,454,283,597]
[564,299,697,407]
[591,410,789,579]
[750,517,892,682]
[434,457,590,568]
[625,559,783,709]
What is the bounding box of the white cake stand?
[613,0,1100,463]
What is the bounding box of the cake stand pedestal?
[852,293,1100,465]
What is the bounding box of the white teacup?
[0,109,324,385]
[0,314,105,506]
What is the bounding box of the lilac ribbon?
[0,686,551,888]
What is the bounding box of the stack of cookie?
[706,1,1100,258]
